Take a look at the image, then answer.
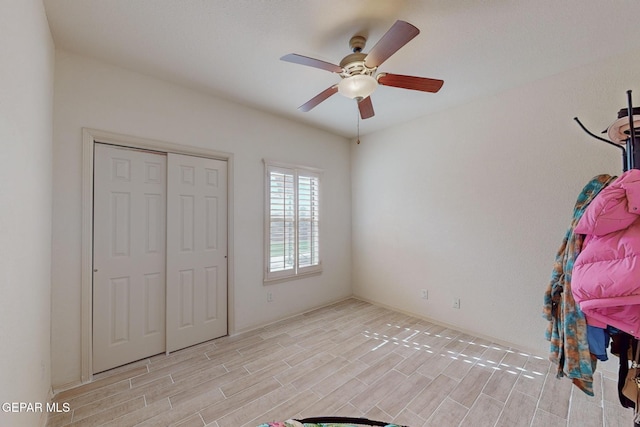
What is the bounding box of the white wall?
[0,0,54,426]
[51,51,352,388]
[351,48,640,356]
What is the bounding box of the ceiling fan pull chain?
[356,108,361,144]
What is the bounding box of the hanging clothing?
[587,325,610,361]
[572,169,640,338]
[611,332,639,409]
[543,174,616,396]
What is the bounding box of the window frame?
[264,159,322,283]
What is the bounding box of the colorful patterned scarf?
[543,174,616,395]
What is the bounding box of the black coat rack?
[575,90,639,171]
[575,90,640,426]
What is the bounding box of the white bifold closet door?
[93,144,227,373]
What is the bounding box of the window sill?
[263,269,322,285]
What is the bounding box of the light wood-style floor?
[46,298,634,427]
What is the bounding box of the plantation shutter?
[268,167,296,278]
[265,162,322,282]
[297,173,320,272]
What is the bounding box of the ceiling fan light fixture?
[338,74,378,100]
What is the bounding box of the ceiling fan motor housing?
[339,52,376,78]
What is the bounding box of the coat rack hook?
[573,117,626,152]
[574,116,627,171]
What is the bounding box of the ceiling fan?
[281,20,444,120]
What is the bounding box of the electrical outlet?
[421,289,428,299]
[267,292,273,302]
[453,298,461,309]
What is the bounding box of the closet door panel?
[166,154,228,353]
[93,144,167,373]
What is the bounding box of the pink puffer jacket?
[572,169,640,338]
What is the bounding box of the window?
[264,160,321,282]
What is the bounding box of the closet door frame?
[80,128,235,383]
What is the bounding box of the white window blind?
[265,161,321,282]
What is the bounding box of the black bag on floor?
[257,417,408,427]
[296,417,407,427]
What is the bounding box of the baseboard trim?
[229,295,355,338]
[351,294,547,360]
[50,379,84,395]
[39,386,54,427]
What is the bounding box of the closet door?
[93,144,167,373]
[166,154,228,353]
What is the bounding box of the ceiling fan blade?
[281,53,343,73]
[377,73,444,93]
[358,96,375,119]
[298,85,339,112]
[364,20,420,68]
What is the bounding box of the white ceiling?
[43,0,640,138]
